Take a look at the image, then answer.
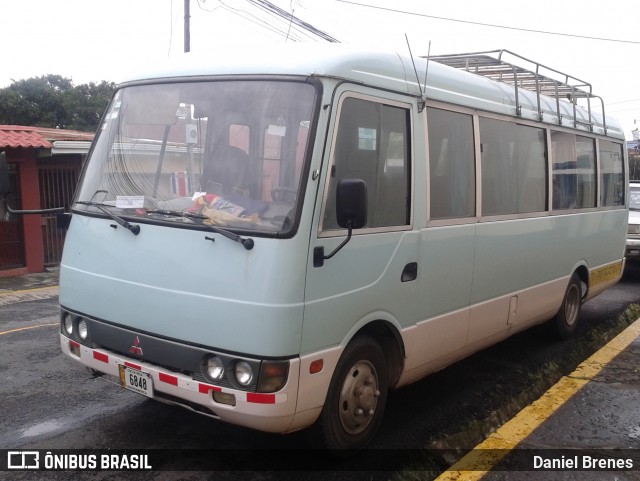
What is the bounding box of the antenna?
[405,34,427,112]
[404,33,431,112]
[424,40,432,101]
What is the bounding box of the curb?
[434,317,640,480]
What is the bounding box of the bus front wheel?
[311,335,388,452]
[552,272,583,340]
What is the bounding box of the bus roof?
[121,43,623,140]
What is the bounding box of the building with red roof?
[0,125,93,276]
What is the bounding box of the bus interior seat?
[203,145,249,195]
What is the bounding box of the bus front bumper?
[59,334,302,434]
[626,237,640,259]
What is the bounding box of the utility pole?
[184,0,191,53]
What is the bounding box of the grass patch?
[390,304,640,481]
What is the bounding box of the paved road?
[2,265,640,480]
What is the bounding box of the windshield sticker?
[267,124,286,137]
[116,196,145,209]
[102,96,121,130]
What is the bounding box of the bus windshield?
[75,79,318,236]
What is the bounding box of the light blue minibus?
[57,44,627,450]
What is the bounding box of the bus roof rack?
[428,49,607,134]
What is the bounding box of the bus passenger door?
[302,92,418,358]
[407,106,478,372]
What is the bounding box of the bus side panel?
[301,231,419,354]
[398,307,470,387]
[418,224,476,320]
[398,224,476,376]
[290,345,344,430]
[467,277,567,344]
[468,210,626,344]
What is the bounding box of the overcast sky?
[1,0,639,138]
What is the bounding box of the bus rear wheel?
[552,272,583,340]
[311,335,388,452]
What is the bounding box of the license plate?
[119,365,153,398]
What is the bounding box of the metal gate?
[38,159,81,266]
[0,163,25,270]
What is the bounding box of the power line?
[196,0,221,11]
[227,5,299,40]
[609,107,640,113]
[285,0,294,42]
[198,0,328,42]
[336,0,640,45]
[169,0,174,55]
[244,1,322,42]
[213,0,309,42]
[248,0,340,42]
[608,98,640,106]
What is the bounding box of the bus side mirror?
[314,179,368,268]
[336,178,367,229]
[0,152,9,195]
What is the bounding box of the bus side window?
[427,107,475,220]
[480,118,547,216]
[323,96,411,230]
[599,140,625,207]
[575,136,596,208]
[551,132,596,210]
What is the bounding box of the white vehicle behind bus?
[627,182,640,260]
[49,44,627,450]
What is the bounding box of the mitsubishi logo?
[129,336,143,356]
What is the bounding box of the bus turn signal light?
[309,359,323,374]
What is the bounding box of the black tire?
[309,335,388,452]
[551,272,583,340]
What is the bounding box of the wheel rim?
[338,360,381,435]
[564,283,581,326]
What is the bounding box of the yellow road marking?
[0,286,59,307]
[0,285,58,297]
[0,322,58,336]
[434,318,640,480]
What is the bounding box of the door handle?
[401,262,418,282]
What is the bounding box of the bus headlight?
[234,361,254,387]
[63,314,74,336]
[205,356,225,381]
[77,319,88,341]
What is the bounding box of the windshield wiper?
[76,200,141,236]
[146,209,254,250]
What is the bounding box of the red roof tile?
[0,125,94,149]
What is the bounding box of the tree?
[63,81,116,132]
[0,75,115,132]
